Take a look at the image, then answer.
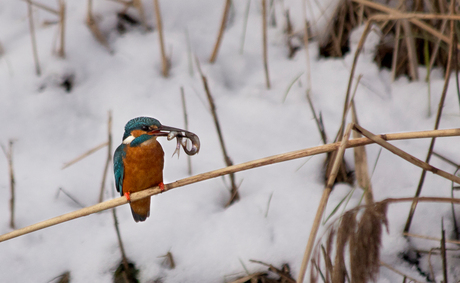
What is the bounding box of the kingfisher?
[114,116,200,222]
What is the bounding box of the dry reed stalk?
[380,261,424,283]
[262,0,271,89]
[351,102,374,204]
[86,0,111,52]
[429,1,448,73]
[403,233,460,245]
[2,128,460,242]
[306,93,327,145]
[57,0,65,58]
[99,111,112,203]
[180,87,192,175]
[112,207,129,275]
[153,0,169,77]
[390,20,401,81]
[209,0,231,63]
[301,0,312,95]
[404,1,456,233]
[196,59,239,205]
[352,0,460,49]
[2,140,16,229]
[22,0,58,13]
[62,141,109,169]
[229,272,267,283]
[23,0,65,58]
[26,0,41,76]
[296,123,354,283]
[400,18,419,80]
[353,124,460,184]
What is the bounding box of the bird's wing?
[113,144,126,196]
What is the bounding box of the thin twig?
[26,0,41,76]
[2,128,460,242]
[153,0,169,77]
[296,123,354,283]
[403,232,460,245]
[62,141,109,169]
[209,0,231,63]
[196,58,239,205]
[239,0,251,54]
[404,0,456,233]
[306,92,327,145]
[441,220,448,283]
[180,87,192,175]
[56,188,85,208]
[99,111,112,203]
[262,0,271,89]
[2,140,16,229]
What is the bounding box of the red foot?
[159,182,165,192]
[124,192,131,202]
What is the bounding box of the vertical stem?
[441,220,448,283]
[99,111,112,203]
[240,0,251,54]
[196,59,239,204]
[262,0,271,89]
[301,0,311,93]
[2,141,15,229]
[58,0,66,58]
[404,2,455,233]
[180,87,192,175]
[112,207,129,271]
[153,0,169,77]
[296,123,354,283]
[27,0,41,76]
[8,141,15,230]
[209,0,232,63]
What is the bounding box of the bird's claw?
[124,192,131,202]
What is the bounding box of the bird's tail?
[129,197,151,222]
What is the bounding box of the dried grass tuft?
[310,201,388,283]
[332,210,356,283]
[349,202,388,282]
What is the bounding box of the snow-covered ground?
[1,0,460,282]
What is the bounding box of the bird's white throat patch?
[123,135,135,144]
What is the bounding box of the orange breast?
[123,139,164,219]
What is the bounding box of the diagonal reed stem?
[1,128,460,242]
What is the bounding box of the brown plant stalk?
[1,128,460,242]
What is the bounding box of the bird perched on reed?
[114,116,199,222]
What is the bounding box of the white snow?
[1,0,460,282]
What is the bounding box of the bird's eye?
[141,126,150,131]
